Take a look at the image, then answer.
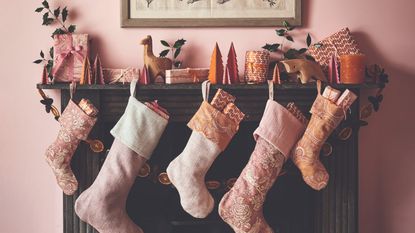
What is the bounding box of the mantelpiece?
[37,83,378,233]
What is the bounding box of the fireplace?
[38,83,366,233]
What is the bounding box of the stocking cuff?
[188,101,239,151]
[254,100,305,158]
[59,100,97,141]
[111,97,168,160]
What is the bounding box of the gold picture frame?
[121,0,302,28]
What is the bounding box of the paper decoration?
[223,65,231,85]
[225,42,239,84]
[94,54,105,84]
[41,65,48,84]
[80,57,92,85]
[52,34,89,82]
[165,68,209,84]
[328,55,340,84]
[272,64,281,84]
[208,43,224,84]
[140,65,150,85]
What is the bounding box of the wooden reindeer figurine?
[140,35,172,83]
[279,59,327,84]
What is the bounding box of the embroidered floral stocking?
[166,86,244,219]
[75,80,168,233]
[45,100,97,195]
[219,100,306,233]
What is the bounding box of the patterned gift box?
[103,68,140,84]
[210,89,236,111]
[52,34,89,82]
[223,103,245,124]
[307,28,362,75]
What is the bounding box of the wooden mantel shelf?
[36,82,380,90]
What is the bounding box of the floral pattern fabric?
[188,101,238,151]
[45,100,97,195]
[219,137,284,233]
[292,94,344,190]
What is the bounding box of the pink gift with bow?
[52,34,89,83]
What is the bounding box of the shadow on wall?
[354,31,415,233]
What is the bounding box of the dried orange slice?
[360,104,373,119]
[322,142,333,156]
[158,172,171,185]
[206,180,221,190]
[338,127,353,141]
[138,163,151,178]
[86,140,104,153]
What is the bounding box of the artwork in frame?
[121,0,302,27]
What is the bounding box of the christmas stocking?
[218,100,306,233]
[292,81,348,190]
[45,99,97,195]
[166,84,243,219]
[75,80,168,233]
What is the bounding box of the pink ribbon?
[52,45,84,78]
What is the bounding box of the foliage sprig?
[159,39,187,68]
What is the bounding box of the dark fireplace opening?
[98,122,318,233]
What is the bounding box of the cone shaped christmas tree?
[80,57,92,85]
[41,65,48,84]
[140,65,150,85]
[94,54,105,84]
[225,42,239,84]
[208,43,224,84]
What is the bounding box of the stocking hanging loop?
[316,80,322,95]
[202,80,211,101]
[70,81,77,100]
[130,79,138,97]
[268,80,274,100]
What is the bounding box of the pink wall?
[1,0,414,232]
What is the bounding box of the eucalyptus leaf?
[51,28,65,38]
[298,48,307,54]
[262,43,280,52]
[306,33,312,47]
[276,29,286,36]
[49,47,54,58]
[53,7,60,18]
[286,35,294,42]
[161,40,170,47]
[40,50,45,58]
[35,7,44,13]
[68,25,76,33]
[305,55,316,61]
[284,48,299,59]
[159,49,170,57]
[62,7,68,22]
[42,0,49,9]
[282,20,289,28]
[174,61,182,68]
[173,39,186,49]
[33,59,43,64]
[174,48,181,59]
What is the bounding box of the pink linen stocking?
[167,101,241,218]
[219,100,306,233]
[75,80,168,233]
[45,100,97,195]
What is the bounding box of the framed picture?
[121,0,302,27]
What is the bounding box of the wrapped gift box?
[165,68,209,84]
[52,34,89,82]
[103,68,140,84]
[307,28,362,75]
[211,89,236,111]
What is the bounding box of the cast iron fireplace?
[38,83,366,233]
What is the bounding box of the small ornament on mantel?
[41,65,48,84]
[208,43,224,84]
[94,55,105,84]
[80,57,93,85]
[139,65,150,85]
[225,42,239,84]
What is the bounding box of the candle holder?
[244,51,270,84]
[340,54,366,84]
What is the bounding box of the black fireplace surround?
[38,83,370,233]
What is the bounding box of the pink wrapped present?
[52,34,89,82]
[103,68,140,84]
[307,28,362,75]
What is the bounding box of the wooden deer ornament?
[140,35,172,83]
[279,59,327,84]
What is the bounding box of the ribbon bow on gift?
[51,45,85,79]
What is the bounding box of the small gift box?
[52,34,89,82]
[166,68,209,84]
[336,89,358,109]
[103,68,140,84]
[210,89,236,111]
[322,86,341,103]
[307,28,362,75]
[223,103,245,124]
